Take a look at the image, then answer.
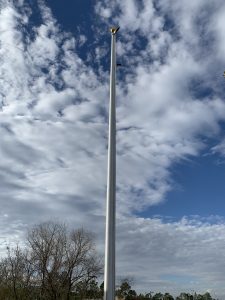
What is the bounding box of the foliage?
[115,280,215,300]
[152,292,164,300]
[176,292,215,300]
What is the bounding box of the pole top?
[110,26,120,35]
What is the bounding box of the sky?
[1,0,225,298]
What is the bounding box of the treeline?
[0,222,103,300]
[0,222,217,300]
[115,280,216,300]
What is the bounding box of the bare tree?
[26,222,102,300]
[27,222,67,299]
[0,222,102,300]
[0,245,36,300]
[64,228,103,300]
[0,256,11,299]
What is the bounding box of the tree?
[196,295,204,300]
[64,228,103,299]
[152,293,164,300]
[137,293,146,300]
[0,221,102,300]
[116,280,132,299]
[0,245,37,300]
[27,221,68,299]
[145,292,154,299]
[27,222,102,300]
[202,293,213,300]
[99,281,104,298]
[176,293,192,300]
[163,293,174,300]
[75,278,102,300]
[116,279,137,300]
[127,289,137,300]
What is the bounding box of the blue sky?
[141,153,225,219]
[1,0,225,298]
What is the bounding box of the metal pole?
[104,26,119,300]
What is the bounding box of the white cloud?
[116,215,225,298]
[1,0,225,296]
[95,0,225,212]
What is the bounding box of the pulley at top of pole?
[110,27,120,35]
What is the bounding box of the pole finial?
[110,26,120,35]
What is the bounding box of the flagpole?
[104,26,119,300]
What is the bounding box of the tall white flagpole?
[104,26,119,300]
